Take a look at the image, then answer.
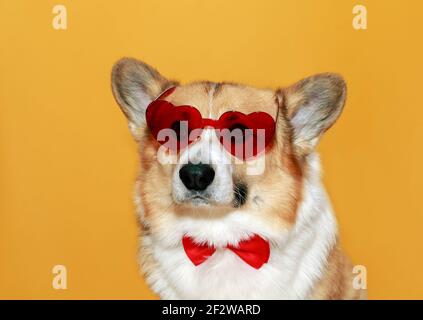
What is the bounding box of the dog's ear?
[280,73,346,155]
[111,58,177,136]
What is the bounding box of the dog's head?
[112,58,345,230]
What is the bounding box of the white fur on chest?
[140,154,338,299]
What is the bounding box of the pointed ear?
[282,73,346,154]
[111,58,177,136]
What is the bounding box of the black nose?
[179,163,215,191]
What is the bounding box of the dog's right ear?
[111,58,177,137]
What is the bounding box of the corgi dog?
[111,57,365,299]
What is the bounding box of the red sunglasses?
[145,87,276,160]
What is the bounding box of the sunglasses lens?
[219,112,275,160]
[146,102,202,152]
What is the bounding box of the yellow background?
[1,0,422,299]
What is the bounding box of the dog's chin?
[186,196,230,208]
[188,196,211,207]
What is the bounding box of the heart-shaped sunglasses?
[145,87,276,160]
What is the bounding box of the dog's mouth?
[181,183,248,208]
[186,194,211,206]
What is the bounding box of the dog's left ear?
[280,73,346,155]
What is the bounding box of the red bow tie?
[182,234,270,269]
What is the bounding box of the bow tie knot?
[182,234,270,269]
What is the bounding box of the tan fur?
[112,58,362,299]
[137,83,360,299]
[310,240,367,299]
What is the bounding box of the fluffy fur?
[111,57,365,299]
